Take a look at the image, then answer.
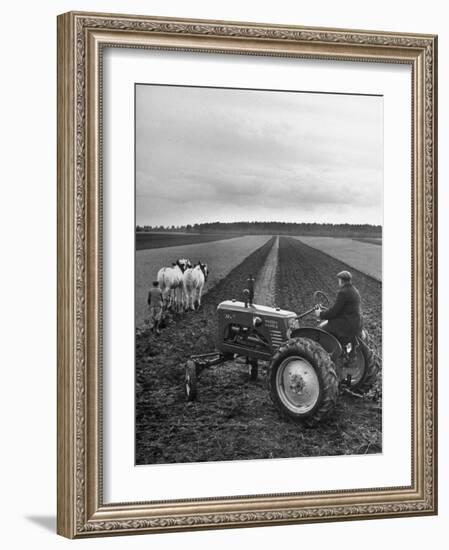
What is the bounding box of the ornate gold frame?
[57,11,438,539]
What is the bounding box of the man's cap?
[336,270,352,281]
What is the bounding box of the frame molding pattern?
[57,11,437,538]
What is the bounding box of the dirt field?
[136,235,271,326]
[294,236,382,281]
[136,236,382,465]
[136,232,242,250]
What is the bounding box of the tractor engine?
[216,300,298,361]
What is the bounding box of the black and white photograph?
[1,0,442,544]
[135,83,383,465]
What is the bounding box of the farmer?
[315,270,363,357]
[147,280,163,335]
[247,274,255,306]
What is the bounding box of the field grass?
[294,236,382,281]
[136,235,271,326]
[136,232,243,250]
[352,237,382,246]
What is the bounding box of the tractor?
[184,288,380,426]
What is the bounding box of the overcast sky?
[136,84,383,227]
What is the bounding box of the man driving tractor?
[315,270,363,358]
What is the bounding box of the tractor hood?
[217,300,296,319]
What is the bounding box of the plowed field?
[136,236,382,465]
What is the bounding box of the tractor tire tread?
[353,339,380,393]
[268,337,338,427]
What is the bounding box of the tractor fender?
[289,327,342,364]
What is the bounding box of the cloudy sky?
[135,84,383,227]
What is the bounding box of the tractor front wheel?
[185,360,198,401]
[268,337,338,426]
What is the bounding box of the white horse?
[183,262,209,310]
[157,259,192,312]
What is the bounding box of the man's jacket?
[147,287,163,307]
[320,282,362,339]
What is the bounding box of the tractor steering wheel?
[313,290,330,310]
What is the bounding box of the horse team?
[157,258,209,312]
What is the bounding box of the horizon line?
[136,221,383,227]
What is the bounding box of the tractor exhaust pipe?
[243,288,250,308]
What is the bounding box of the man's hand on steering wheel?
[314,304,322,319]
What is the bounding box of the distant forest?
[136,221,382,238]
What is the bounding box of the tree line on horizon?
[136,221,382,238]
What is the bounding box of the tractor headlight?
[286,317,300,339]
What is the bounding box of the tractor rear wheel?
[185,360,197,401]
[268,337,338,426]
[351,339,380,393]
